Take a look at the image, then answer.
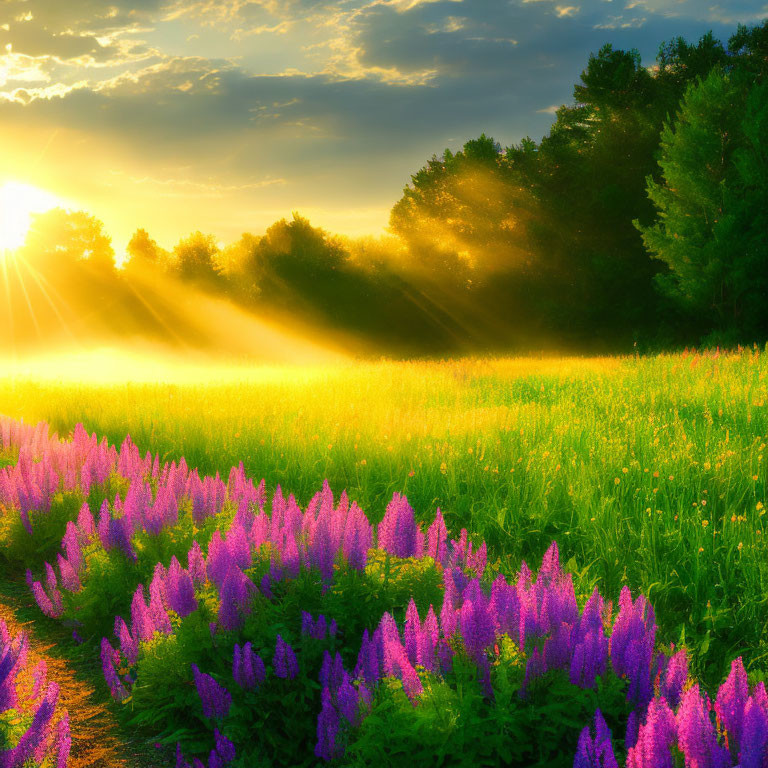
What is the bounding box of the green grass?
[1,350,766,688]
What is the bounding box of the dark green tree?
[636,69,768,341]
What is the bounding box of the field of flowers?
[0,349,766,766]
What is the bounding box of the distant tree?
[126,228,171,268]
[728,20,768,79]
[390,134,531,281]
[573,44,655,109]
[656,32,729,100]
[215,233,261,303]
[636,69,768,341]
[172,231,222,285]
[21,208,115,274]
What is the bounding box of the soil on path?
[0,585,167,768]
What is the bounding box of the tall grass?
[1,350,766,687]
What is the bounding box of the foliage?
[636,69,768,343]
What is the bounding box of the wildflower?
[354,630,381,689]
[676,684,730,767]
[213,728,236,764]
[740,696,768,768]
[574,709,618,768]
[660,649,687,709]
[377,494,424,559]
[627,697,676,768]
[273,635,299,680]
[191,664,231,719]
[130,586,155,642]
[315,687,340,762]
[101,639,129,701]
[336,675,360,725]
[233,642,265,690]
[5,681,59,767]
[715,657,749,749]
[166,557,198,618]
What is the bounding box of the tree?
[172,231,222,285]
[574,44,654,110]
[21,208,115,274]
[636,68,768,341]
[126,228,170,268]
[390,134,531,281]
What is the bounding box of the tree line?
[14,21,768,355]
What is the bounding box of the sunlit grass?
[0,348,766,687]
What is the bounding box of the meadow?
[0,348,767,766]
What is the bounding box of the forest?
[4,20,767,357]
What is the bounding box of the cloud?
[0,0,766,249]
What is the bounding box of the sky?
[0,0,766,256]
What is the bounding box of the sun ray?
[0,253,16,356]
[13,254,78,343]
[9,252,43,340]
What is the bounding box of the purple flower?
[213,728,236,763]
[166,557,198,618]
[404,599,421,666]
[675,684,731,768]
[627,697,677,768]
[315,687,340,762]
[342,502,372,570]
[660,649,688,710]
[5,681,59,767]
[54,711,71,768]
[740,696,768,768]
[187,541,207,586]
[130,586,155,642]
[383,637,422,704]
[101,638,129,701]
[609,587,656,708]
[574,709,618,768]
[192,664,231,719]
[273,635,299,680]
[207,532,232,589]
[217,567,256,631]
[336,674,359,725]
[459,584,495,662]
[56,554,81,594]
[354,630,381,689]
[233,642,265,689]
[426,508,448,566]
[321,651,346,692]
[715,656,749,751]
[377,494,424,559]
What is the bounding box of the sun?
[0,181,64,254]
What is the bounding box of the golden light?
[0,181,63,254]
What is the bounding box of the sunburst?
[0,181,64,256]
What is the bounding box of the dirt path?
[0,588,166,768]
